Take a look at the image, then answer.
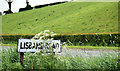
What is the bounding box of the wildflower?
[110,34,111,36]
[47,39,51,42]
[25,65,27,67]
[40,36,45,40]
[38,32,43,36]
[42,54,44,56]
[63,42,66,45]
[50,32,54,34]
[44,30,50,33]
[50,38,53,40]
[45,33,49,36]
[51,33,56,37]
[50,43,53,47]
[30,30,60,54]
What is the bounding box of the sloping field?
[2,2,118,34]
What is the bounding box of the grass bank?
[2,2,118,34]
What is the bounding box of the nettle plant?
[31,30,61,54]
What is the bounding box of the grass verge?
[1,47,118,70]
[67,46,119,50]
[1,44,119,50]
[1,44,17,46]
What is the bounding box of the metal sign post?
[19,52,24,66]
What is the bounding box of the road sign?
[17,39,61,53]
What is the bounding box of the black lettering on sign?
[33,43,36,48]
[24,42,25,49]
[28,42,32,49]
[20,42,24,49]
[52,43,55,48]
[36,42,41,49]
[40,42,43,49]
[46,42,50,49]
[24,42,32,49]
[25,42,29,49]
[40,46,43,49]
[56,43,59,48]
[19,40,60,52]
[31,43,35,49]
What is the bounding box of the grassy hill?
[2,2,118,34]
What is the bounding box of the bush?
[54,34,120,47]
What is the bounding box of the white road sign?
[17,39,61,53]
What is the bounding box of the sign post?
[19,52,24,66]
[17,39,61,66]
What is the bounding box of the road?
[1,46,119,58]
[60,47,118,58]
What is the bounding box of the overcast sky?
[0,0,71,13]
[0,0,118,13]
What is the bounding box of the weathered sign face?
[17,39,61,53]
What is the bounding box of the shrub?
[2,33,120,47]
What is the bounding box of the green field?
[2,2,118,34]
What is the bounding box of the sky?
[0,0,71,13]
[0,0,118,13]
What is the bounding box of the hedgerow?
[2,34,120,47]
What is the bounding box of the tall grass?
[2,47,23,70]
[1,47,118,70]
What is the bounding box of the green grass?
[2,2,118,34]
[67,46,119,50]
[1,47,118,70]
[1,44,17,46]
[1,43,118,50]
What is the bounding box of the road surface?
[1,46,119,58]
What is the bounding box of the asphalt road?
[1,46,119,58]
[60,47,118,58]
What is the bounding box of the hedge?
[1,34,120,47]
[54,34,120,47]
